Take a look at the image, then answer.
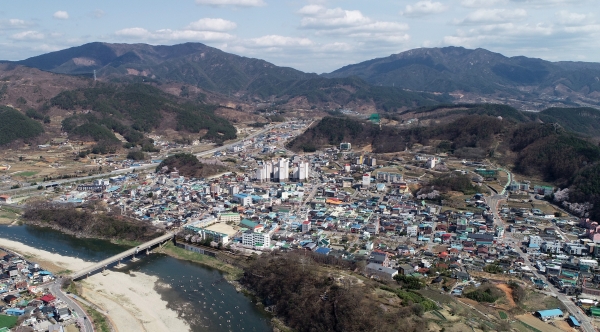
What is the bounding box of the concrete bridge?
[71,233,175,280]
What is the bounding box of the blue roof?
[314,247,331,255]
[536,309,563,318]
[568,316,580,327]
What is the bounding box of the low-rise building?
[365,263,398,280]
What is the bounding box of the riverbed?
[0,225,271,332]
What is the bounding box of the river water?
[0,225,271,332]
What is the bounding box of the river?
[0,225,271,332]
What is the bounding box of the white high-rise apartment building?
[277,158,289,181]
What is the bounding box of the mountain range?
[6,43,600,109]
[324,47,600,108]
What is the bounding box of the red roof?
[40,294,56,303]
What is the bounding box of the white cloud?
[93,10,105,18]
[0,19,33,29]
[461,0,508,7]
[186,18,237,31]
[195,0,265,7]
[402,1,449,17]
[53,11,69,20]
[455,8,527,25]
[555,11,592,26]
[247,35,313,47]
[297,5,409,44]
[11,30,44,40]
[115,27,235,42]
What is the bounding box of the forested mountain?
[324,47,600,107]
[6,42,451,108]
[12,42,315,96]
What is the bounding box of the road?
[486,170,597,332]
[49,280,94,332]
[0,122,289,196]
[71,232,174,280]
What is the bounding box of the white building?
[580,259,598,268]
[362,173,371,188]
[219,213,241,223]
[293,161,310,181]
[242,231,271,247]
[302,220,311,233]
[406,225,418,237]
[277,158,289,181]
[426,158,437,169]
[529,235,543,248]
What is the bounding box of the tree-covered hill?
[157,153,228,179]
[50,83,236,146]
[0,106,44,145]
[525,107,600,137]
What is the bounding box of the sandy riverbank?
[0,237,191,332]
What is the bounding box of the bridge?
[71,233,175,280]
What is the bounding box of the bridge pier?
[115,259,127,269]
[131,253,140,262]
[146,248,150,255]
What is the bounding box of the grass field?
[499,311,508,319]
[13,171,39,177]
[0,315,17,329]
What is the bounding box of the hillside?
[288,115,600,220]
[525,107,600,137]
[8,42,452,111]
[12,42,316,96]
[324,47,600,109]
[52,83,236,146]
[0,106,45,145]
[157,153,228,179]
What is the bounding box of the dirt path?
[496,283,516,307]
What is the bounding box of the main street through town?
[48,280,94,332]
[486,172,597,332]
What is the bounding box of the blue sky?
[1,0,598,73]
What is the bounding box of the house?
[398,264,414,276]
[3,294,17,305]
[5,308,24,316]
[534,308,563,321]
[365,263,398,280]
[314,247,331,255]
[370,251,391,267]
[0,195,12,204]
[55,307,72,321]
[452,271,470,281]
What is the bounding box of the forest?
[23,201,162,241]
[157,153,228,179]
[51,83,237,145]
[0,106,45,145]
[241,252,430,332]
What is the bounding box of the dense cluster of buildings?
[0,251,85,331]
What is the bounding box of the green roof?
[241,219,258,228]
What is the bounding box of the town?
[0,246,90,332]
[2,119,600,332]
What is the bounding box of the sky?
[1,0,599,73]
